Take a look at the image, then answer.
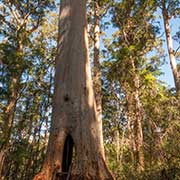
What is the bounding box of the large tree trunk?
[33,0,113,180]
[162,1,180,93]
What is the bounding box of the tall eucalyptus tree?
[34,0,113,179]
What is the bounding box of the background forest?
[0,0,180,179]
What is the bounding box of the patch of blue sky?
[100,8,180,88]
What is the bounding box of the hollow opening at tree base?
[55,174,112,180]
[62,134,74,174]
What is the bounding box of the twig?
[174,45,180,56]
[67,163,73,180]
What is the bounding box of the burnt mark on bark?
[62,134,74,173]
[84,86,87,95]
[64,94,69,102]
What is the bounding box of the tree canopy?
[0,0,180,179]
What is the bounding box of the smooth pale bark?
[123,58,144,171]
[131,58,144,171]
[126,92,144,171]
[92,1,105,158]
[115,131,120,163]
[126,110,136,164]
[33,0,113,179]
[93,1,101,120]
[133,90,144,171]
[162,1,180,93]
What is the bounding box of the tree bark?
[162,1,180,93]
[92,1,105,158]
[33,0,113,179]
[93,1,101,120]
[124,58,144,171]
[0,149,6,180]
[131,58,144,171]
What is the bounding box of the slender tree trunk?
[0,76,20,179]
[0,150,6,180]
[93,1,101,120]
[126,93,136,167]
[124,59,144,171]
[133,89,144,171]
[162,1,180,93]
[115,131,120,163]
[92,1,105,158]
[33,0,113,179]
[131,58,144,171]
[0,38,23,178]
[119,129,125,168]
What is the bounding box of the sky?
[159,16,180,88]
[101,7,180,89]
[1,1,179,89]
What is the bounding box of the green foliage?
[0,0,180,179]
[101,0,180,179]
[0,0,57,179]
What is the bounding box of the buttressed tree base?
[33,0,114,179]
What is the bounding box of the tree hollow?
[62,134,74,173]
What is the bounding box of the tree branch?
[174,45,180,56]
